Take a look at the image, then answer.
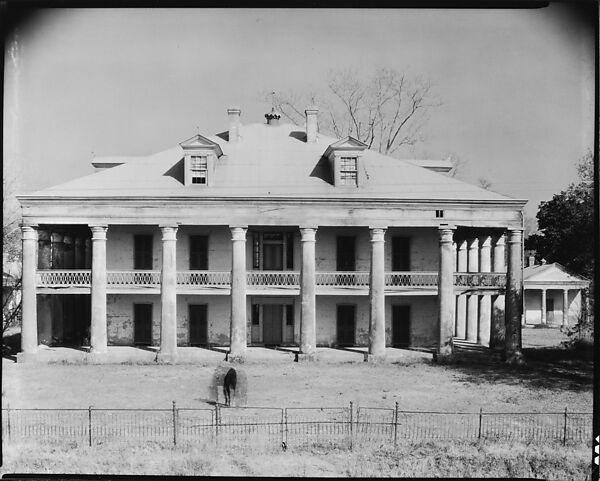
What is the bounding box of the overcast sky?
[3,6,595,223]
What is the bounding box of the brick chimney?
[265,107,281,126]
[528,255,535,267]
[305,106,318,142]
[228,107,241,143]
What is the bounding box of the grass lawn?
[1,327,593,477]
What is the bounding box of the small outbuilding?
[523,259,590,327]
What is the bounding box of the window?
[190,155,208,184]
[189,235,208,270]
[134,235,153,270]
[286,304,294,326]
[339,157,358,186]
[435,210,444,218]
[392,237,410,271]
[336,236,356,271]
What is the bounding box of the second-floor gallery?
[17,106,527,364]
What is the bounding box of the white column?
[505,228,524,364]
[19,226,38,360]
[466,237,479,342]
[158,226,178,363]
[368,228,386,362]
[229,226,247,362]
[455,240,467,339]
[562,289,569,326]
[490,234,506,349]
[90,225,108,357]
[438,226,456,356]
[478,236,492,346]
[300,227,317,361]
[540,289,547,325]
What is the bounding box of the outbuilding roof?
[523,262,590,288]
[25,122,520,203]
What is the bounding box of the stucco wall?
[524,289,583,326]
[106,293,161,345]
[385,296,438,348]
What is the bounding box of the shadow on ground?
[442,345,593,392]
[2,332,20,361]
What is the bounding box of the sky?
[3,6,595,226]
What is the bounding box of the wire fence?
[1,403,592,451]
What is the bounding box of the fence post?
[284,408,288,448]
[88,406,93,447]
[172,401,177,446]
[563,407,568,446]
[215,404,220,448]
[6,405,11,442]
[349,401,353,451]
[394,402,399,447]
[478,407,483,440]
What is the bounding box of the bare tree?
[269,67,441,157]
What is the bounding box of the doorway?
[189,304,208,346]
[134,303,153,345]
[337,305,356,346]
[263,304,283,345]
[392,305,410,347]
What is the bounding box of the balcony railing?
[247,271,300,288]
[454,272,507,288]
[316,271,371,288]
[385,271,438,287]
[35,270,506,290]
[177,271,231,287]
[107,271,161,287]
[37,270,91,287]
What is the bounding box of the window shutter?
[134,235,153,270]
[190,235,208,270]
[392,237,410,271]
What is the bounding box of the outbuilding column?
[505,228,524,364]
[562,289,569,326]
[540,289,547,325]
[490,234,506,349]
[368,228,386,362]
[229,226,247,362]
[18,226,39,361]
[478,236,492,346]
[438,226,456,356]
[455,239,468,339]
[299,227,317,361]
[466,237,479,342]
[158,226,178,364]
[89,225,108,357]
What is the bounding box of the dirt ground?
[1,327,592,413]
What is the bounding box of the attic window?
[340,157,358,186]
[435,210,444,218]
[190,156,208,185]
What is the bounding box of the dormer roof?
[323,136,368,158]
[179,134,223,157]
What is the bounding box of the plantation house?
[17,107,527,363]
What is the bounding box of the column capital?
[300,227,317,242]
[21,226,38,241]
[479,235,492,248]
[230,226,247,241]
[90,225,108,240]
[494,234,506,247]
[468,237,479,249]
[507,228,523,243]
[369,227,387,242]
[438,225,455,244]
[160,225,178,241]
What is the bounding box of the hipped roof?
[25,122,522,203]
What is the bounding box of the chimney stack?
[227,107,241,143]
[305,106,318,142]
[265,107,281,126]
[528,255,535,267]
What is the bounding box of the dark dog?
[223,367,237,406]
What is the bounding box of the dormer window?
[179,133,223,187]
[323,137,368,188]
[339,157,358,186]
[190,156,208,184]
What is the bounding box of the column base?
[16,352,38,363]
[297,352,318,362]
[156,352,178,364]
[86,352,108,364]
[365,353,386,364]
[226,353,246,364]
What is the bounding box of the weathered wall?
[315,296,370,346]
[106,293,161,345]
[106,226,161,270]
[176,294,230,345]
[176,226,231,271]
[385,296,437,348]
[385,227,439,271]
